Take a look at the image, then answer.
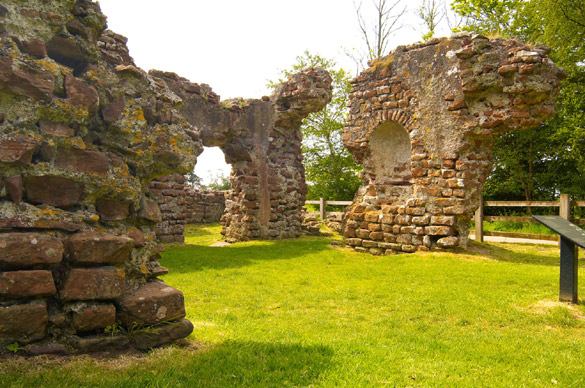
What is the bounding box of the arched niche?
[369,120,412,185]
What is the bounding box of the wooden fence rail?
[306,199,352,220]
[474,194,585,242]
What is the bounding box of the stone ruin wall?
[155,69,332,243]
[342,34,566,254]
[149,174,226,243]
[0,0,332,353]
[0,0,207,354]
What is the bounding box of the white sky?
[98,0,453,184]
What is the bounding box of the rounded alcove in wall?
[368,120,412,186]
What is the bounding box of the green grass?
[3,224,585,387]
[478,220,558,235]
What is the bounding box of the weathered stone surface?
[152,67,332,243]
[0,57,54,100]
[138,198,162,223]
[0,136,38,165]
[96,198,131,221]
[70,303,116,332]
[75,335,130,353]
[22,39,47,58]
[47,147,110,175]
[65,232,134,265]
[0,301,48,342]
[0,270,56,298]
[0,233,63,268]
[24,176,84,208]
[65,75,99,113]
[39,120,75,137]
[132,318,193,350]
[46,35,89,72]
[60,267,125,301]
[4,175,23,204]
[117,281,186,327]
[342,35,564,254]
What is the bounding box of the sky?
[97,0,454,185]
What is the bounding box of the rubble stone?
[342,35,564,253]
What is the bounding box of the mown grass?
[2,224,585,387]
[479,220,558,235]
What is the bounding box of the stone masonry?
[153,68,332,242]
[0,0,202,353]
[342,34,566,254]
[149,174,226,243]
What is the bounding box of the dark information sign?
[533,215,583,303]
[533,216,585,248]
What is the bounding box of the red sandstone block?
[412,215,430,225]
[435,198,456,207]
[364,213,380,222]
[0,301,48,342]
[362,240,379,248]
[117,281,185,327]
[369,231,384,240]
[0,270,56,298]
[356,229,370,239]
[65,232,134,265]
[431,216,455,226]
[425,225,454,235]
[0,233,63,269]
[345,238,362,246]
[406,207,425,216]
[60,267,125,301]
[71,303,116,332]
[383,233,396,243]
[368,223,381,232]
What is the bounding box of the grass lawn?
[2,224,585,387]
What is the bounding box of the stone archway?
[151,69,332,243]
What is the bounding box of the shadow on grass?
[161,237,332,273]
[0,341,334,388]
[464,240,585,267]
[165,340,334,388]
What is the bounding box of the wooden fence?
[305,199,352,220]
[474,194,585,242]
[306,194,585,243]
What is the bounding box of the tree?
[451,0,523,36]
[451,0,585,203]
[205,170,231,191]
[184,170,203,189]
[346,0,407,73]
[270,51,362,201]
[417,0,445,40]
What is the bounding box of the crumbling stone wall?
[185,188,225,224]
[0,1,203,353]
[149,174,188,244]
[153,69,332,242]
[149,174,226,243]
[342,34,565,254]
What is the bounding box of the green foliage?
[451,0,523,36]
[204,170,231,191]
[270,51,362,201]
[452,0,585,203]
[184,170,203,189]
[5,342,21,353]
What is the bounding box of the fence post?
[319,197,325,220]
[475,195,484,242]
[559,194,571,220]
